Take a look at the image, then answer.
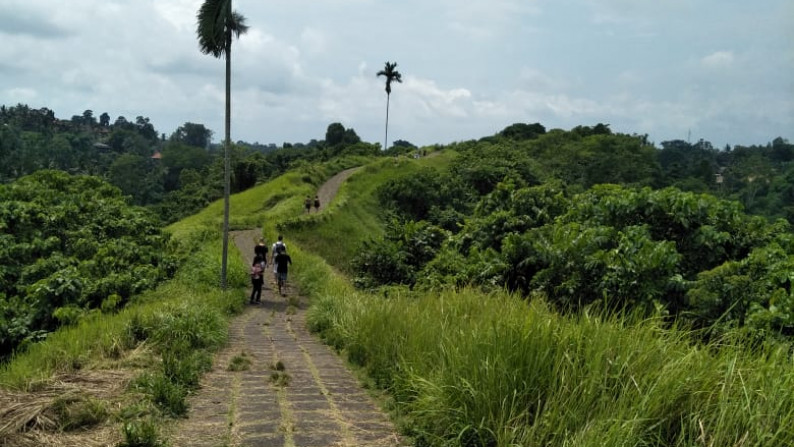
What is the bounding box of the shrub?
[119,418,165,447]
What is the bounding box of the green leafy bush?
[352,220,447,288]
[0,171,176,359]
[418,182,794,334]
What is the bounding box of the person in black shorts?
[304,196,312,213]
[273,244,292,296]
[313,195,320,212]
[271,235,286,282]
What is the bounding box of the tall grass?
[301,251,794,446]
[0,156,359,390]
[289,152,794,446]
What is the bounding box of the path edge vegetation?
[2,152,793,446]
[0,156,364,445]
[289,152,794,446]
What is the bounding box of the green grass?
[6,151,792,446]
[119,418,165,447]
[228,351,253,372]
[52,394,110,431]
[282,151,794,446]
[0,155,367,447]
[287,151,457,272]
[301,257,794,445]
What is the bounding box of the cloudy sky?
[2,0,792,149]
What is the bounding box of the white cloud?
[401,77,472,118]
[0,0,790,149]
[154,0,201,33]
[701,51,735,69]
[5,87,38,102]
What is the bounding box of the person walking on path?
[313,195,320,212]
[271,235,286,282]
[304,196,312,213]
[273,244,292,297]
[254,237,268,265]
[249,255,264,304]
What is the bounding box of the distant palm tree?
[196,0,248,289]
[377,61,402,151]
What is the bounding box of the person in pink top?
[249,255,264,304]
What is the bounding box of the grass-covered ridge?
[2,148,792,446]
[0,157,368,446]
[285,151,457,273]
[0,157,363,445]
[291,153,794,446]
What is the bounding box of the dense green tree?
[108,154,164,205]
[99,112,110,127]
[160,142,212,191]
[325,122,346,147]
[0,171,174,359]
[171,122,213,149]
[352,220,446,289]
[450,142,544,195]
[135,116,158,142]
[499,122,546,140]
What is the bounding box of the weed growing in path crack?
[228,351,253,371]
[269,360,291,386]
[270,372,291,386]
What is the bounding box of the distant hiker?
[313,195,320,212]
[273,243,292,296]
[250,255,264,304]
[254,237,268,266]
[304,196,312,213]
[272,235,286,280]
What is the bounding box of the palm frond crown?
[377,61,403,95]
[197,0,249,58]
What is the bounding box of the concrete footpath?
[168,229,405,447]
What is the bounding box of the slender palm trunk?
[383,93,390,151]
[220,31,231,289]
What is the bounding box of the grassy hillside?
[285,152,457,272]
[288,153,794,446]
[0,159,358,444]
[2,149,792,446]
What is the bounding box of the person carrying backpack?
[313,195,320,212]
[250,255,264,304]
[271,235,286,281]
[273,244,292,297]
[304,196,312,213]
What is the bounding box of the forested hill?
[2,103,793,226]
[2,104,794,445]
[2,103,794,351]
[0,104,381,224]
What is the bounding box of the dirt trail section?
[314,167,359,213]
[170,169,405,447]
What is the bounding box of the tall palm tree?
[377,61,402,151]
[196,0,248,289]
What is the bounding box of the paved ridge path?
[170,167,405,447]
